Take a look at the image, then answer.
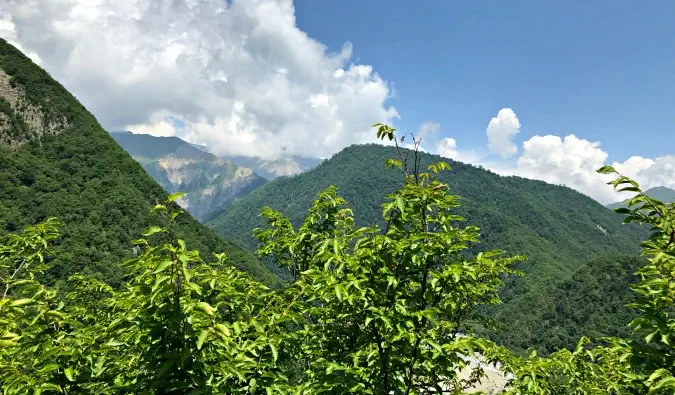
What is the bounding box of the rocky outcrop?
[147,154,266,221]
[0,69,67,147]
[110,131,267,222]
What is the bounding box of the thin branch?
[3,257,26,299]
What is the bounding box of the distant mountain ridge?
[110,131,267,222]
[219,154,323,180]
[209,143,648,352]
[607,186,675,209]
[0,38,278,286]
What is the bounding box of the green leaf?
[153,260,172,274]
[143,226,164,236]
[37,383,62,392]
[395,195,405,213]
[197,329,208,350]
[195,302,216,316]
[269,343,278,362]
[597,165,617,174]
[10,298,34,307]
[168,192,185,202]
[64,367,75,382]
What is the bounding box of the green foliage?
[2,122,675,394]
[254,129,523,393]
[0,197,288,394]
[495,254,643,355]
[498,166,675,394]
[210,137,646,353]
[0,38,278,287]
[0,218,73,393]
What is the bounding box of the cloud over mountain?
[0,0,398,159]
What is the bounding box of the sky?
[0,0,673,204]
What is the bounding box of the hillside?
[210,143,647,350]
[110,131,266,222]
[607,186,675,209]
[0,39,278,287]
[492,254,643,354]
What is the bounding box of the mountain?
[607,186,675,209]
[493,254,643,354]
[209,143,647,351]
[0,39,278,287]
[110,131,266,222]
[220,154,323,180]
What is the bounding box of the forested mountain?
[220,154,323,180]
[210,143,648,351]
[607,186,675,209]
[110,131,266,222]
[493,254,643,354]
[0,39,278,287]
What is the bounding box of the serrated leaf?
[195,302,216,316]
[10,298,34,307]
[197,329,208,350]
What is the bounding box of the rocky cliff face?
[0,69,68,147]
[219,154,323,180]
[110,131,266,222]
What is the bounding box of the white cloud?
[613,155,675,193]
[0,0,398,159]
[486,108,521,158]
[515,134,616,202]
[437,137,458,159]
[434,136,483,165]
[510,133,675,204]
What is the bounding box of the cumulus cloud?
[511,134,675,204]
[0,0,398,159]
[612,155,675,194]
[486,108,521,158]
[434,136,483,164]
[515,134,616,202]
[437,137,458,159]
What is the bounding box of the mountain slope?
[110,131,267,222]
[210,143,647,349]
[492,254,643,354]
[0,39,278,287]
[607,186,675,209]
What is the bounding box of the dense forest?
[0,39,278,288]
[209,143,648,352]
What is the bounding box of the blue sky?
[294,0,675,163]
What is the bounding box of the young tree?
[255,124,523,393]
